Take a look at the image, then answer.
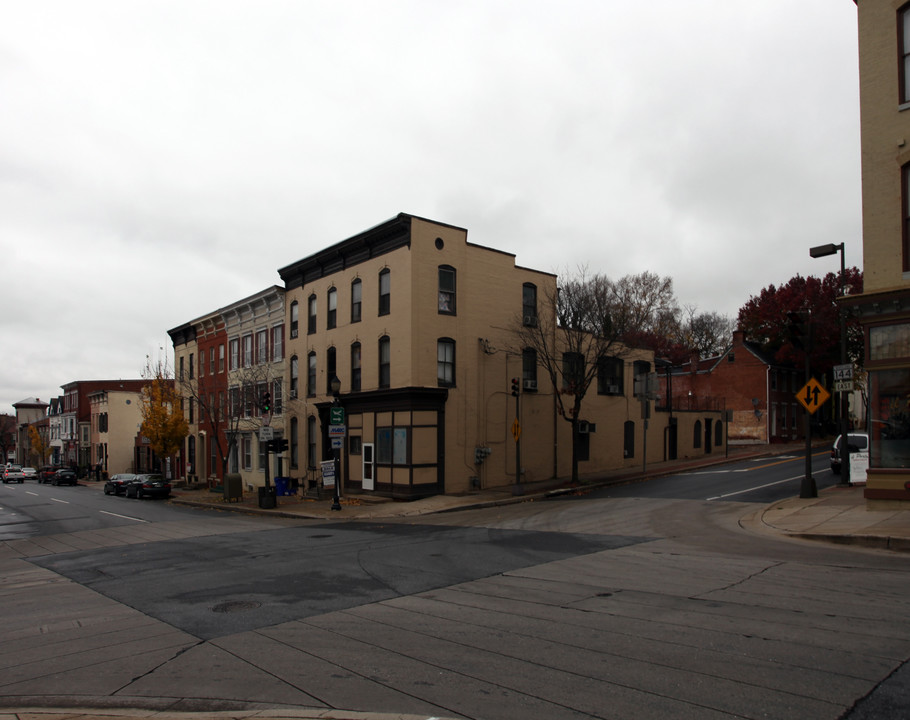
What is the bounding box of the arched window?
[523,283,537,326]
[327,287,337,329]
[290,300,299,338]
[290,416,299,469]
[307,294,317,334]
[351,279,362,323]
[438,265,456,314]
[307,416,317,469]
[379,269,391,316]
[290,355,299,398]
[351,342,362,392]
[307,352,316,397]
[326,346,336,393]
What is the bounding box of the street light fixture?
[809,242,850,487]
[330,374,342,511]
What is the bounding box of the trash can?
[274,477,289,496]
[224,473,242,502]
[258,485,277,509]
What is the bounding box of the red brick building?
[662,331,804,445]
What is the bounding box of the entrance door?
[362,443,375,491]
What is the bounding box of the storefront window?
[869,368,910,469]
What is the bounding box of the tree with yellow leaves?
[27,425,51,467]
[139,355,188,462]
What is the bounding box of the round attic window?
[435,237,444,250]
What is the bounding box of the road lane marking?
[99,510,148,523]
[26,491,39,496]
[706,472,827,501]
[51,498,69,504]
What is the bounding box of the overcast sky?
[0,1,861,416]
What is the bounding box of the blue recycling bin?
[274,477,289,496]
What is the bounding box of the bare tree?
[515,268,676,482]
[178,362,279,481]
[677,305,735,359]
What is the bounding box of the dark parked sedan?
[125,474,171,499]
[52,468,78,486]
[103,473,135,495]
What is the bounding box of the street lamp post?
[810,242,850,486]
[330,374,342,511]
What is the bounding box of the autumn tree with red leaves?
[736,268,864,377]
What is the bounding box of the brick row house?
[169,213,728,499]
[662,331,805,446]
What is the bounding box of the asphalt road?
[1,452,908,719]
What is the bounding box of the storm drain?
[211,600,261,613]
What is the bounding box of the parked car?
[21,467,37,480]
[39,466,59,483]
[52,468,78,486]
[125,474,171,499]
[831,433,870,474]
[104,473,135,496]
[3,465,25,483]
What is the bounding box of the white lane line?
[99,510,148,523]
[26,491,39,496]
[51,498,69,504]
[706,474,805,501]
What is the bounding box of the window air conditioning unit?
[578,420,590,434]
[523,315,538,327]
[607,384,620,394]
[523,379,537,391]
[289,390,298,399]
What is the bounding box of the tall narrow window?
[209,347,215,373]
[351,342,362,392]
[327,287,337,329]
[379,335,391,388]
[229,338,240,371]
[189,353,194,379]
[351,279,362,323]
[257,329,268,365]
[903,163,910,272]
[271,325,283,361]
[326,346,337,393]
[901,5,910,104]
[437,338,455,386]
[290,416,299,469]
[290,300,299,338]
[379,269,391,316]
[523,283,538,326]
[307,352,316,397]
[307,294,317,334]
[219,344,225,372]
[438,266,456,314]
[307,415,317,469]
[243,334,253,368]
[290,355,299,398]
[597,356,624,395]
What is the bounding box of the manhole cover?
[211,600,261,613]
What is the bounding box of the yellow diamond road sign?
[796,378,831,414]
[511,418,521,442]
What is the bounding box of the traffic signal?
[261,391,271,414]
[511,377,521,397]
[786,311,809,351]
[266,437,289,454]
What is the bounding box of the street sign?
[259,426,275,441]
[834,380,852,393]
[833,364,853,381]
[331,437,343,449]
[511,418,521,442]
[329,424,346,437]
[796,378,831,414]
[321,459,335,487]
[330,406,345,425]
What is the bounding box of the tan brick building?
[847,0,910,502]
[277,214,724,498]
